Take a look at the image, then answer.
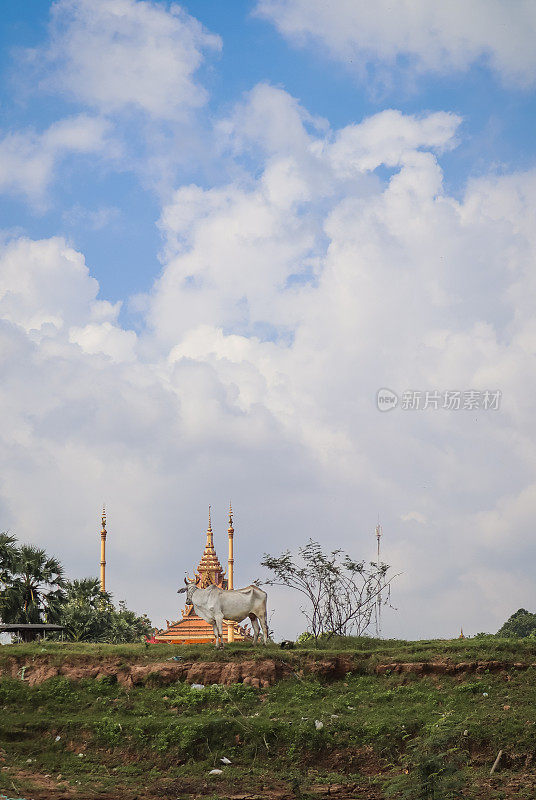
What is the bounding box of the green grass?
[1,638,536,798]
[2,635,536,670]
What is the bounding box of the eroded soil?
[3,652,536,688]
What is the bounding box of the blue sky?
[2,1,535,303]
[1,0,536,638]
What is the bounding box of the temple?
[154,505,251,644]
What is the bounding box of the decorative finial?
[101,504,106,527]
[229,501,233,526]
[208,505,212,532]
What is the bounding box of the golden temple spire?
[100,505,107,593]
[207,505,214,545]
[196,505,225,587]
[228,501,234,591]
[227,501,235,641]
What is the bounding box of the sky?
[1,0,536,640]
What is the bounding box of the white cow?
[177,580,269,648]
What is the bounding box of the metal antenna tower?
[375,520,383,638]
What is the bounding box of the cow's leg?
[212,621,220,648]
[249,614,260,645]
[215,614,225,648]
[259,607,269,645]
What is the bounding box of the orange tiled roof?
[154,604,250,644]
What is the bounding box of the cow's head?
[177,577,198,604]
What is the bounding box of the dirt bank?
[2,652,535,687]
[1,654,358,687]
[374,658,536,676]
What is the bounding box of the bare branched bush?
[261,539,398,641]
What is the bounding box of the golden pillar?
[228,503,234,590]
[227,502,235,642]
[100,506,107,593]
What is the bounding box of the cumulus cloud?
[2,85,536,637]
[255,0,536,88]
[0,237,99,332]
[34,0,221,119]
[147,88,536,634]
[327,109,461,175]
[0,115,111,204]
[216,82,328,158]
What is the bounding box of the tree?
[497,608,536,638]
[107,600,153,643]
[261,539,397,641]
[1,535,152,642]
[0,543,66,624]
[0,532,18,591]
[57,578,114,642]
[56,577,152,643]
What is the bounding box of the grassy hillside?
[2,634,536,667]
[0,638,535,799]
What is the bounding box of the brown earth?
[4,763,532,800]
[2,776,384,800]
[1,654,357,687]
[2,654,536,687]
[374,659,536,676]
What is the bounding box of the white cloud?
[43,114,112,152]
[327,109,461,175]
[0,114,113,206]
[217,82,327,158]
[1,88,536,639]
[147,89,536,635]
[0,236,135,364]
[0,237,99,332]
[255,0,536,88]
[0,115,110,204]
[69,322,138,363]
[36,0,221,119]
[9,0,222,200]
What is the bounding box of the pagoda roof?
[195,506,225,584]
[197,546,224,576]
[154,605,251,644]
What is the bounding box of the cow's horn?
[184,577,188,585]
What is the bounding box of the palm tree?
[0,532,19,621]
[58,578,114,641]
[66,577,111,607]
[0,532,18,581]
[1,545,66,624]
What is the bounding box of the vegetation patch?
[1,641,535,798]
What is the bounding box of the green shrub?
[296,631,314,645]
[386,743,465,800]
[93,717,123,746]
